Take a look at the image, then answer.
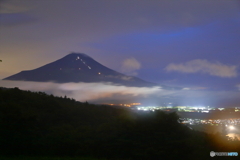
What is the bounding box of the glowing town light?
[79,68,81,70]
[98,72,101,74]
[229,126,235,130]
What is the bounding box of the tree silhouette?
[0,87,240,159]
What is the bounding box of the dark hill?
[0,87,221,159]
[3,53,157,87]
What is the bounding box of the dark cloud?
[0,0,38,26]
[0,13,37,26]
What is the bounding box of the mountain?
[3,53,157,87]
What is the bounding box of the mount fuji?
[3,53,158,87]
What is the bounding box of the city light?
[229,126,235,130]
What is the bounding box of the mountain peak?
[63,52,93,60]
[68,52,91,57]
[3,53,157,87]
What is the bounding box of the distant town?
[104,103,240,127]
[105,102,240,113]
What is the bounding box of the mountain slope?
[3,53,157,87]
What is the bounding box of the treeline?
[0,87,239,159]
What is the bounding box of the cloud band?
[165,59,238,78]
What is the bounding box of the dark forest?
[0,87,239,159]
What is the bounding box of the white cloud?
[104,75,133,81]
[165,59,238,78]
[236,84,240,91]
[1,80,240,106]
[0,80,163,102]
[121,58,141,76]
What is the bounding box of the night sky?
[0,0,240,107]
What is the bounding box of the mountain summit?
[3,53,157,87]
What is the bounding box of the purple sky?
[0,0,240,107]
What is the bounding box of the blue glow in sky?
[0,0,240,106]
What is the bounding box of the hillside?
[0,87,239,159]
